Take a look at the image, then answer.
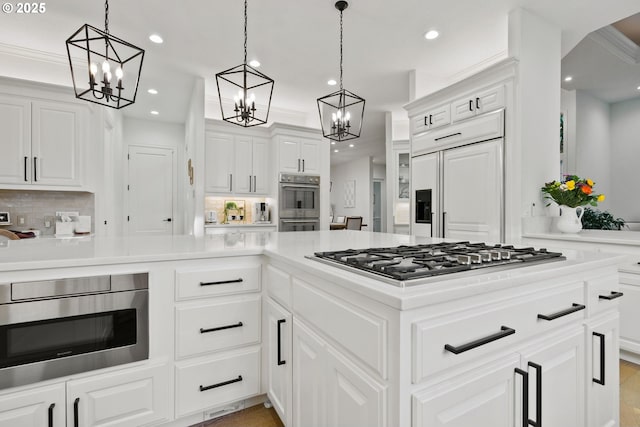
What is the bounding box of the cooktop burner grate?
[309,241,565,285]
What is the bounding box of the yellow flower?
[597,194,605,202]
[566,180,575,190]
[587,179,594,186]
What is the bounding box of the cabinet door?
[587,312,619,427]
[31,101,83,186]
[252,137,269,194]
[325,347,386,427]
[0,383,65,427]
[67,363,170,427]
[234,136,253,194]
[411,153,439,237]
[429,104,451,129]
[396,152,410,201]
[443,139,502,242]
[293,319,326,427]
[0,96,31,185]
[278,139,301,173]
[412,354,519,427]
[619,273,640,354]
[476,85,505,114]
[267,298,292,427]
[451,95,476,123]
[300,139,320,174]
[205,133,234,193]
[520,327,585,427]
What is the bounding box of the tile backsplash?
[0,190,94,236]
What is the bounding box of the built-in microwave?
[0,273,148,389]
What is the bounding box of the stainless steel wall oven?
[279,173,321,231]
[0,273,148,389]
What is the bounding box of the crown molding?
[589,25,640,65]
[0,42,71,65]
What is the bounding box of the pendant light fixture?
[317,1,365,142]
[66,0,144,109]
[216,0,274,127]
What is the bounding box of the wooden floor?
[194,360,640,427]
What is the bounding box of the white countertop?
[0,231,624,310]
[204,222,275,228]
[523,230,640,246]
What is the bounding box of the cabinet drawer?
[587,271,622,316]
[412,282,584,382]
[175,347,260,417]
[176,295,261,358]
[176,263,261,300]
[412,110,503,156]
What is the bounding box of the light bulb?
[332,113,337,122]
[115,67,123,80]
[105,71,112,82]
[102,61,110,73]
[249,93,255,103]
[345,111,351,121]
[233,95,239,104]
[89,62,98,76]
[337,110,342,119]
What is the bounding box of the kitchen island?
[0,231,623,427]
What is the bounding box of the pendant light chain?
[339,7,343,92]
[104,0,109,35]
[244,0,248,66]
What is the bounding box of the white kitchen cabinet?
[205,132,270,195]
[519,327,585,427]
[0,95,85,187]
[619,271,640,356]
[266,298,292,427]
[410,103,450,135]
[278,138,320,174]
[66,362,170,427]
[412,354,519,427]
[451,85,505,123]
[411,152,438,238]
[586,312,620,427]
[0,383,65,427]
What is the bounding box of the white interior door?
[128,146,174,235]
[443,139,502,242]
[411,153,439,237]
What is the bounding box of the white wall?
[561,89,577,174]
[330,156,373,227]
[575,91,611,203]
[185,79,206,236]
[373,164,386,180]
[610,97,640,222]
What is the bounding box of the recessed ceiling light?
[637,86,640,90]
[331,141,336,145]
[349,144,354,148]
[249,60,261,67]
[424,30,439,40]
[334,149,339,153]
[327,79,337,86]
[564,76,573,82]
[150,110,159,115]
[149,34,163,44]
[148,89,158,95]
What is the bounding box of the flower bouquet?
[541,175,605,233]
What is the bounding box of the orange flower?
[581,185,592,195]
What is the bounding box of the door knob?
[163,218,172,222]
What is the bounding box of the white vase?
[557,205,585,233]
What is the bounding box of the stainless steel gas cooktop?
[308,241,565,287]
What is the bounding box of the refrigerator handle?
[430,212,434,237]
[442,211,446,238]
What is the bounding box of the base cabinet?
[266,298,292,427]
[0,383,65,427]
[292,320,326,427]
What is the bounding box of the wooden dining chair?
[335,216,345,223]
[345,216,363,230]
[0,230,20,240]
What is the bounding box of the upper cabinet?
[205,130,270,195]
[0,95,85,188]
[450,85,505,123]
[411,104,450,135]
[278,138,321,174]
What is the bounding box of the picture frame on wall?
[0,212,9,225]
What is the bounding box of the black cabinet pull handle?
[444,325,515,354]
[434,132,462,141]
[429,114,433,125]
[298,159,301,172]
[442,211,446,238]
[593,332,606,385]
[599,291,624,300]
[200,278,243,286]
[33,157,38,182]
[515,368,529,427]
[277,318,286,366]
[469,99,473,111]
[528,362,542,427]
[302,159,305,172]
[476,97,480,110]
[24,156,28,182]
[200,321,243,334]
[48,403,55,427]
[199,375,243,392]
[537,303,585,321]
[424,116,428,127]
[73,398,80,427]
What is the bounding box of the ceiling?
[0,0,638,166]
[562,12,640,104]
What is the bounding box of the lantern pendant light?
[317,1,365,142]
[66,0,145,109]
[216,0,274,127]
